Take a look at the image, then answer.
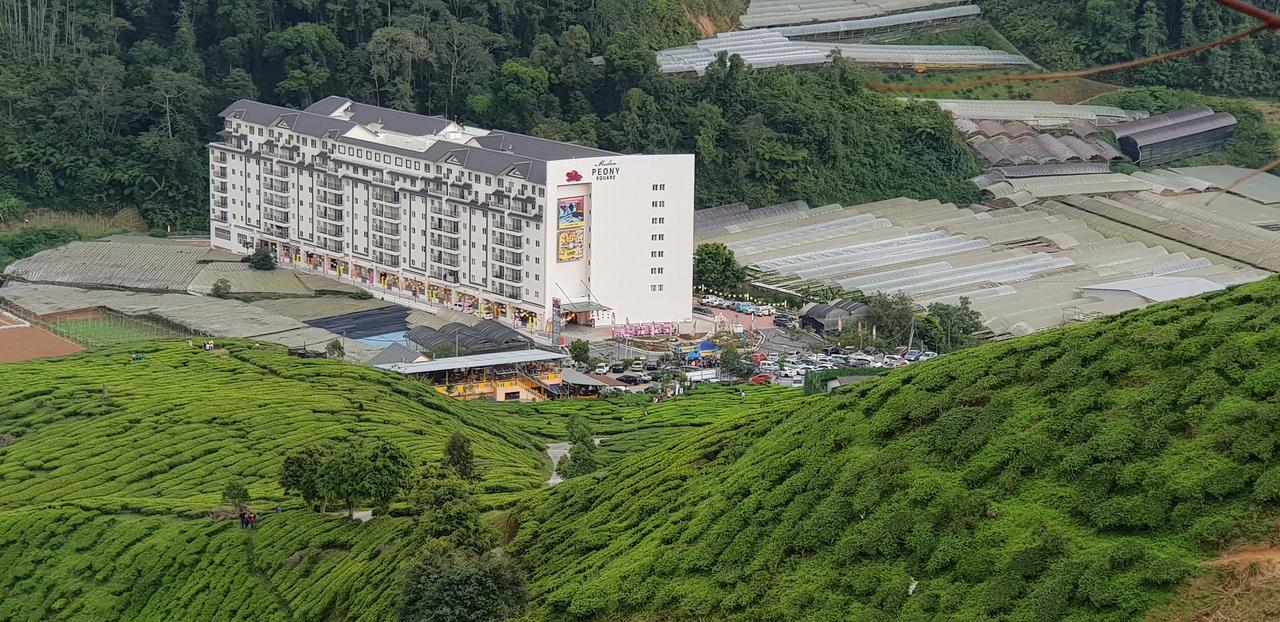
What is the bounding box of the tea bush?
[513,276,1280,621]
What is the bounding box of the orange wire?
[867,26,1268,94]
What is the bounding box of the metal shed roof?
[770,4,981,36]
[1080,276,1225,302]
[1171,166,1280,204]
[375,349,565,373]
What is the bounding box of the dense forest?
[982,0,1280,94]
[0,0,979,232]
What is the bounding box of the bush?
[245,248,276,270]
[210,278,232,299]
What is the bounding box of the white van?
[759,361,780,372]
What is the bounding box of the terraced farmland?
[499,384,800,466]
[0,340,547,513]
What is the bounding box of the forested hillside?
[0,0,979,232]
[513,275,1280,621]
[982,0,1280,95]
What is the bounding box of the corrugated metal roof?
[1080,276,1224,302]
[920,98,1132,124]
[770,4,981,36]
[375,349,565,373]
[1107,107,1215,139]
[1171,166,1280,204]
[739,0,964,29]
[3,241,215,291]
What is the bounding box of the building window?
[651,200,665,208]
[650,250,665,258]
[649,284,664,292]
[214,228,231,240]
[650,267,664,274]
[651,217,665,224]
[652,184,665,191]
[650,233,664,241]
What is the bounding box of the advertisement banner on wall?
[557,228,585,262]
[557,196,585,229]
[557,195,586,262]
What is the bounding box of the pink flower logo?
[566,170,582,182]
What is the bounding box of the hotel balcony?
[318,223,344,238]
[429,218,459,235]
[212,166,227,179]
[264,225,289,239]
[373,251,400,268]
[430,251,460,268]
[491,283,522,300]
[317,191,344,207]
[212,197,228,209]
[264,208,290,224]
[371,189,400,204]
[430,205,460,218]
[319,238,344,253]
[316,175,342,191]
[317,207,344,222]
[494,233,523,250]
[430,234,460,251]
[492,267,523,284]
[372,221,400,236]
[212,181,228,194]
[372,205,401,221]
[263,164,289,179]
[264,179,290,193]
[492,249,522,267]
[430,267,459,283]
[372,236,400,253]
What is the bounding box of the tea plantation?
[512,276,1280,621]
[0,340,558,620]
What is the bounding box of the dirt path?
[546,442,571,486]
[1203,545,1280,568]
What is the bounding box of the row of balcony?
[373,235,400,253]
[264,208,290,224]
[373,251,400,268]
[318,223,344,238]
[492,267,522,284]
[264,179,290,193]
[262,193,288,209]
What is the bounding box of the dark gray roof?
[472,132,617,160]
[367,342,423,366]
[423,141,546,184]
[305,95,350,116]
[1117,112,1236,165]
[1108,107,1214,139]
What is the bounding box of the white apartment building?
[210,96,694,331]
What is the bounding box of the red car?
[749,372,776,384]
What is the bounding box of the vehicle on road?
[753,305,775,316]
[618,374,646,385]
[749,372,775,384]
[919,351,938,361]
[693,306,714,317]
[630,360,645,372]
[699,295,724,306]
[735,301,757,314]
[644,360,659,371]
[904,349,921,362]
[610,362,626,373]
[759,361,779,372]
[594,363,609,375]
[882,355,907,368]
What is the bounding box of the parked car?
[790,375,805,388]
[773,316,797,328]
[749,372,776,384]
[594,363,609,375]
[630,360,645,372]
[919,351,938,361]
[693,306,714,317]
[822,346,842,356]
[735,301,757,314]
[700,295,724,306]
[753,305,776,316]
[882,355,907,368]
[610,362,627,373]
[618,374,646,385]
[904,349,922,362]
[644,360,659,371]
[759,361,780,372]
[847,358,871,368]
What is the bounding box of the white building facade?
[209,96,693,331]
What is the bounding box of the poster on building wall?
[557,229,585,262]
[557,196,585,229]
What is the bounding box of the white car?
[882,355,908,368]
[759,361,780,372]
[753,305,776,316]
[700,295,724,306]
[594,363,609,374]
[919,351,939,361]
[790,375,805,387]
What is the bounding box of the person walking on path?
[249,512,257,529]
[238,511,248,529]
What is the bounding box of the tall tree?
[367,26,431,111]
[693,243,746,291]
[264,23,344,106]
[280,444,328,511]
[367,439,414,514]
[442,432,477,481]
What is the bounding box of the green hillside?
[512,275,1280,621]
[0,340,552,620]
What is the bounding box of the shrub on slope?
[513,276,1280,621]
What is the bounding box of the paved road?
[546,442,571,486]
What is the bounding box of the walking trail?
[546,442,571,486]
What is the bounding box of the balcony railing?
[372,189,400,204]
[430,251,460,268]
[318,223,344,238]
[316,176,342,191]
[212,197,228,209]
[212,181,228,194]
[264,225,289,238]
[263,164,289,178]
[319,239,344,253]
[374,251,400,268]
[264,179,290,193]
[429,219,459,235]
[430,234,460,251]
[317,191,343,207]
[212,167,227,179]
[491,283,522,299]
[372,236,400,252]
[492,267,523,284]
[372,205,401,220]
[211,212,228,224]
[430,205,459,218]
[264,208,290,224]
[494,233,523,250]
[317,207,344,222]
[492,249,522,267]
[430,267,459,283]
[213,153,227,164]
[262,193,289,209]
[372,221,400,236]
[493,217,523,233]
